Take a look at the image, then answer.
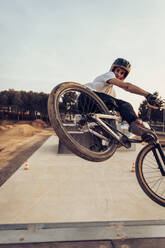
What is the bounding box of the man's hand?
[145,93,160,109]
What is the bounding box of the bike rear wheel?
[136,143,165,207]
[48,82,118,162]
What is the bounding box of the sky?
[0,0,165,112]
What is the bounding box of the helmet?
[110,58,131,78]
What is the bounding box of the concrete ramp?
[0,135,165,246]
[58,132,93,154]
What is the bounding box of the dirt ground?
[0,119,54,186]
[1,119,165,187]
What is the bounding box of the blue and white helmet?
[110,58,131,78]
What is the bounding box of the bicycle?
[48,81,165,207]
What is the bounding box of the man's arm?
[107,78,149,97]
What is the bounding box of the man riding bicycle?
[85,58,157,139]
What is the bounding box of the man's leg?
[115,99,137,124]
[94,92,137,123]
[116,99,157,140]
[94,92,119,110]
[94,92,157,140]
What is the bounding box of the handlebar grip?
[147,103,159,110]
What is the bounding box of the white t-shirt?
[85,71,116,97]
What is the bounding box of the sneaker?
[129,119,157,140]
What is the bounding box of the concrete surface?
[0,135,165,225]
[1,221,165,246]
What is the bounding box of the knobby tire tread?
[48,82,118,162]
[136,144,165,207]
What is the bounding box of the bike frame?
[91,112,165,175]
[91,113,139,144]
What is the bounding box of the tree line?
[0,89,49,122]
[0,89,164,126]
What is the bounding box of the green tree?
[60,92,77,112]
[0,89,50,121]
[138,92,165,123]
[0,91,8,107]
[35,92,49,119]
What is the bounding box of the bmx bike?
[48,81,165,207]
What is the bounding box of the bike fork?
[152,143,165,176]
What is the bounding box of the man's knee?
[117,100,137,124]
[117,100,134,112]
[121,102,134,111]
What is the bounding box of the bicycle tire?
[48,82,118,162]
[136,143,165,207]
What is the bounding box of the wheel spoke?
[136,144,165,206]
[48,82,118,162]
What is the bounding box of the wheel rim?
[54,86,116,155]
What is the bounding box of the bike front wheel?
[136,143,165,207]
[48,82,118,162]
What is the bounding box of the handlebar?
[147,103,160,110]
